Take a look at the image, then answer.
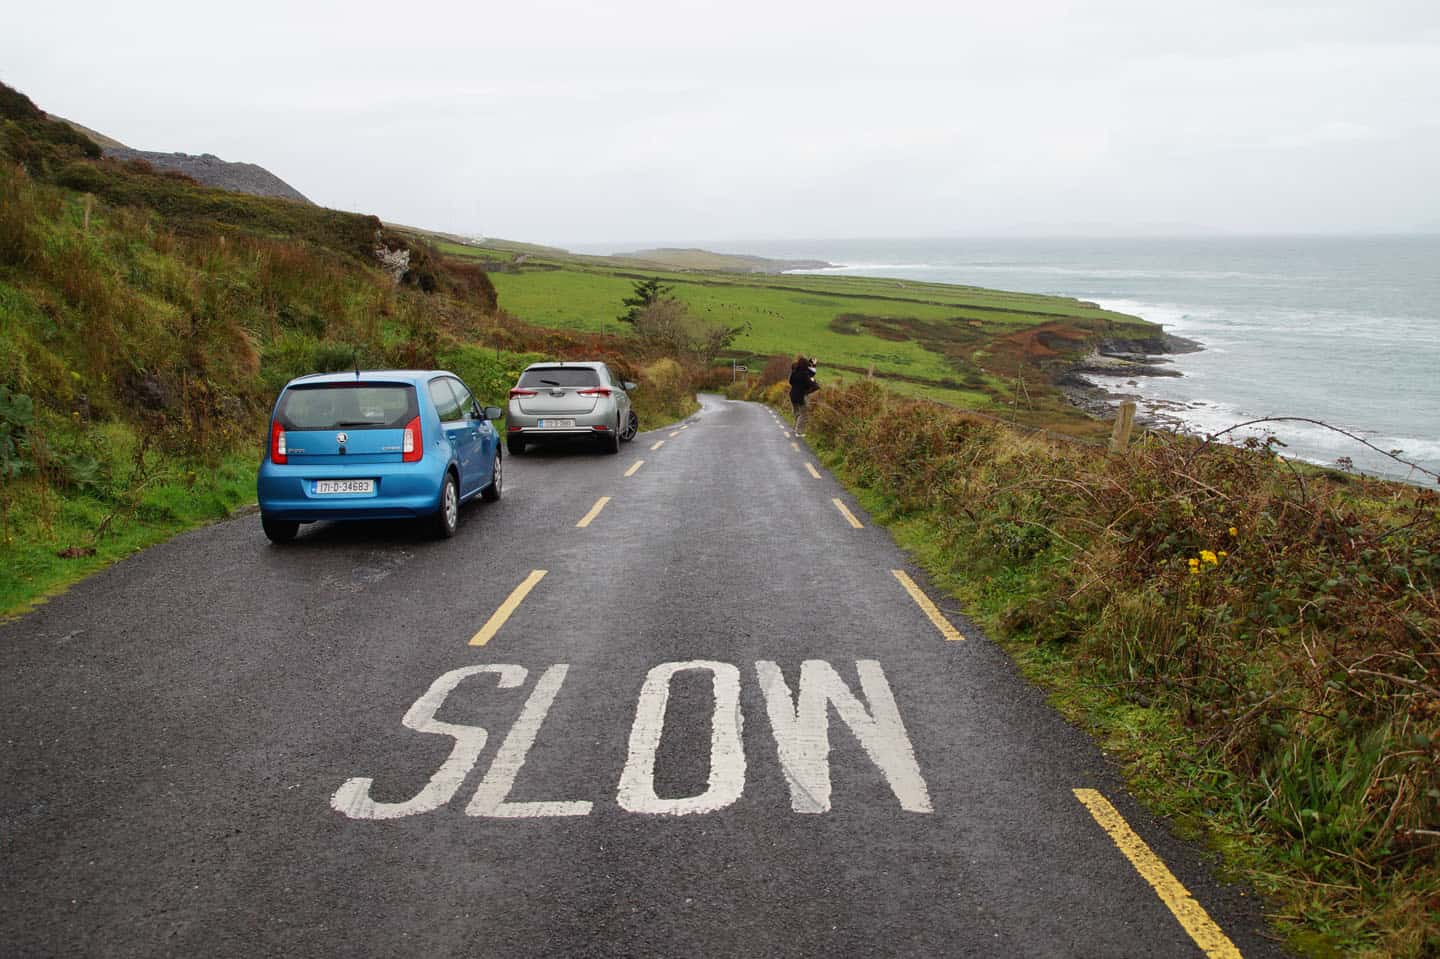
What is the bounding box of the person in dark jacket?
[788,354,817,436]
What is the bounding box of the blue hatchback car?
[257,370,503,543]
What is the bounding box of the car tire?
[601,429,620,454]
[507,435,526,456]
[262,516,298,544]
[432,472,459,539]
[620,411,639,442]
[480,450,502,502]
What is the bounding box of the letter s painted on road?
[331,664,526,820]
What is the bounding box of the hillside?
[612,247,833,273]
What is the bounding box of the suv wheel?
[620,411,639,442]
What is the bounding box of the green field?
[447,240,1153,414]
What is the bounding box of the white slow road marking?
[757,660,932,813]
[470,570,547,646]
[576,496,611,528]
[805,462,822,479]
[618,661,746,816]
[331,664,525,819]
[625,460,645,477]
[650,440,665,451]
[832,498,864,529]
[467,665,592,818]
[892,570,964,642]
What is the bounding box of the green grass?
[1,451,257,615]
[456,242,1153,416]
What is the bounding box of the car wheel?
[262,515,298,544]
[601,429,620,454]
[507,435,526,455]
[432,472,459,539]
[481,450,502,502]
[620,411,639,442]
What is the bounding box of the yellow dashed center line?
[891,570,964,641]
[832,498,863,529]
[469,569,547,647]
[791,442,800,452]
[650,440,665,451]
[625,460,645,477]
[576,496,612,528]
[669,430,681,438]
[805,462,822,479]
[1073,789,1243,959]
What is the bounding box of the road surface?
[1,395,1288,957]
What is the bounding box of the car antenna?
[353,348,360,380]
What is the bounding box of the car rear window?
[276,383,417,430]
[517,368,600,389]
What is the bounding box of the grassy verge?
[783,380,1438,958]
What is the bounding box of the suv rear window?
[517,368,600,389]
[277,383,417,430]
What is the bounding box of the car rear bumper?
[257,461,445,521]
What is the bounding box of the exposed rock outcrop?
[103,148,312,204]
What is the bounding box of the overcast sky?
[4,0,1439,245]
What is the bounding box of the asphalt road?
[1,394,1290,958]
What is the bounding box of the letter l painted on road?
[467,665,592,818]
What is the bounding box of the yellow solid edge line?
[650,440,665,451]
[625,460,645,477]
[470,569,547,647]
[831,498,863,529]
[1073,789,1243,959]
[576,495,612,528]
[890,570,964,642]
[805,462,822,480]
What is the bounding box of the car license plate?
[538,419,575,429]
[315,479,375,495]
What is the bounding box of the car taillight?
[402,416,422,462]
[578,387,612,397]
[509,388,537,398]
[270,422,287,464]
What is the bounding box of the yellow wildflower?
[1228,527,1238,538]
[1200,550,1219,565]
[1218,551,1228,559]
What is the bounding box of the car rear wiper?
[538,379,561,386]
[336,420,379,426]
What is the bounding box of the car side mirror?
[484,406,503,420]
[623,381,637,391]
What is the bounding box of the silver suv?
[505,361,638,455]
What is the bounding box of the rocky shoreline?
[1058,332,1204,425]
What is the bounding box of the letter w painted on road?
[757,660,933,814]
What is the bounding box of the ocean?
[727,236,1440,485]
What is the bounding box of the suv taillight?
[578,387,612,397]
[509,388,537,398]
[402,416,422,462]
[270,422,287,464]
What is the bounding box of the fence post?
[1109,401,1137,455]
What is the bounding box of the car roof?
[284,370,455,387]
